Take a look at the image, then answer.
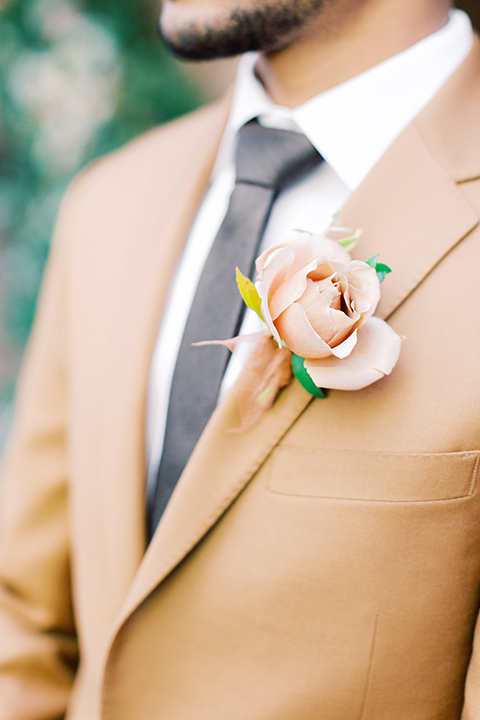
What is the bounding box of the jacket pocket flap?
[268,448,480,502]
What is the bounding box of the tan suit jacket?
[3,38,480,720]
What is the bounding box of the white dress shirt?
[146,9,473,493]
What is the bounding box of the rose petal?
[256,233,351,277]
[315,277,341,307]
[329,328,358,359]
[328,307,359,343]
[259,247,295,301]
[308,260,339,282]
[304,317,402,390]
[256,248,295,346]
[344,261,381,319]
[193,331,267,352]
[275,302,334,359]
[268,258,319,321]
[255,243,284,276]
[296,279,337,343]
[256,238,302,277]
[309,235,352,266]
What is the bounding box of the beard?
[159,0,328,61]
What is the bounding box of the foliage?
[0,0,202,402]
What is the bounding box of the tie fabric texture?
[148,120,323,540]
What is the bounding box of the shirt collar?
[215,8,473,191]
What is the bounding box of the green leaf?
[236,267,263,320]
[337,236,358,252]
[365,254,380,268]
[337,228,362,253]
[374,262,392,283]
[364,256,392,283]
[291,354,326,399]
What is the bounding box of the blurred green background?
[0,0,206,445]
[0,0,478,449]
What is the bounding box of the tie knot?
[235,119,322,192]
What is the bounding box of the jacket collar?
[415,34,480,183]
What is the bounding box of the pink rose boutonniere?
[196,227,402,430]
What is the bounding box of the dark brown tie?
[148,120,323,540]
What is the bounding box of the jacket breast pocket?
[267,447,480,502]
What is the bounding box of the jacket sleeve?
[462,615,480,719]
[0,182,81,719]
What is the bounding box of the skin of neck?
[256,0,453,107]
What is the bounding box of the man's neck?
[256,0,452,107]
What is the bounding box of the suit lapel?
[343,122,478,321]
[112,372,313,632]
[97,98,230,607]
[108,41,480,635]
[343,37,480,320]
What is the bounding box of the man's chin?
[159,0,325,61]
[159,23,264,61]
